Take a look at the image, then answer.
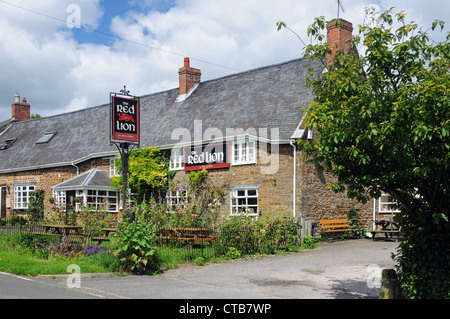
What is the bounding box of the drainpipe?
[373,198,376,231]
[290,139,296,218]
[72,162,79,175]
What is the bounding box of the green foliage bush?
[110,207,160,275]
[216,214,301,256]
[28,189,45,222]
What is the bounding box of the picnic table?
[158,227,216,244]
[370,215,401,241]
[39,224,83,235]
[91,228,116,244]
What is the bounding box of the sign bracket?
[110,86,140,214]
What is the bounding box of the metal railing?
[1,215,302,261]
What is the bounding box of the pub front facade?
[1,19,388,229]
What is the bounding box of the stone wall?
[170,142,374,228]
[0,157,111,217]
[296,149,374,229]
[1,145,374,229]
[170,142,296,218]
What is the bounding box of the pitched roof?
[0,58,323,173]
[51,169,115,191]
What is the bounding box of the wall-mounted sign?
[111,95,140,144]
[184,142,229,171]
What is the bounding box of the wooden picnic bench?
[32,224,83,237]
[91,228,116,244]
[319,219,361,237]
[370,216,401,241]
[158,227,216,245]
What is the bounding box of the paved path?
[1,239,398,299]
[159,238,399,299]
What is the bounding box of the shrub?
[217,214,301,256]
[28,189,45,222]
[50,236,84,257]
[110,208,160,274]
[83,244,109,256]
[79,204,114,236]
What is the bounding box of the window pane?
[237,198,246,206]
[247,190,257,196]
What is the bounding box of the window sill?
[231,161,256,167]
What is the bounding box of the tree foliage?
[299,8,449,298]
[111,147,169,202]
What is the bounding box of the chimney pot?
[178,57,201,97]
[12,93,31,122]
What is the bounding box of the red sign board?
[111,96,140,144]
[184,142,229,171]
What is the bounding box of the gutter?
[0,150,118,174]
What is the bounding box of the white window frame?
[232,138,256,165]
[378,194,401,213]
[109,158,120,177]
[230,187,259,216]
[13,185,35,209]
[167,187,188,209]
[83,189,119,212]
[52,190,66,207]
[169,148,184,171]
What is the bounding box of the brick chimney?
[11,93,31,122]
[326,19,353,66]
[178,57,201,96]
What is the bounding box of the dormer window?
[0,138,16,150]
[36,131,57,144]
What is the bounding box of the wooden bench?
[158,227,216,244]
[90,228,116,244]
[319,219,361,237]
[370,217,401,241]
[91,237,110,244]
[370,229,400,241]
[31,231,55,237]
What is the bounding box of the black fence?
[1,215,301,261]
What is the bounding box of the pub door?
[66,190,76,210]
[0,186,6,219]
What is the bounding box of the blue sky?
[71,1,177,45]
[0,0,448,121]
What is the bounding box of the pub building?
[0,19,397,231]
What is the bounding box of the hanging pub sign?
[110,93,140,144]
[184,142,229,171]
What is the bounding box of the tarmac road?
[0,239,399,300]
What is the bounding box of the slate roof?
[0,58,323,173]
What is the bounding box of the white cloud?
[0,0,447,121]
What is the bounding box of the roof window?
[0,138,16,150]
[36,131,57,144]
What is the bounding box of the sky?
[0,0,448,122]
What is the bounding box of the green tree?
[111,147,169,202]
[296,9,449,298]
